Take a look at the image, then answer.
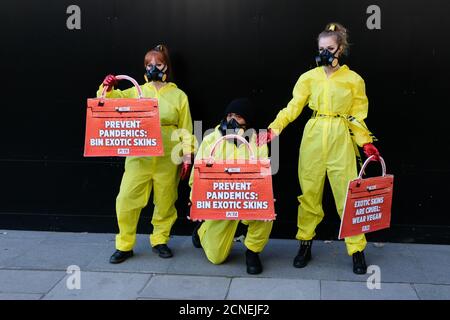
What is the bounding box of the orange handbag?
[338,156,394,239]
[190,134,276,221]
[84,75,164,157]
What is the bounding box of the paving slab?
[139,275,231,300]
[43,271,151,300]
[0,293,43,300]
[413,284,450,300]
[38,232,115,245]
[227,278,320,300]
[4,242,109,270]
[0,238,46,268]
[0,230,58,240]
[321,280,419,300]
[0,270,65,294]
[409,244,450,285]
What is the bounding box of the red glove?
[180,154,193,180]
[363,143,380,161]
[256,128,277,146]
[102,74,118,92]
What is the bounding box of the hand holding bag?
[339,156,394,239]
[84,75,164,157]
[190,134,276,221]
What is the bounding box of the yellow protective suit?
[269,65,374,256]
[97,81,195,251]
[189,127,273,264]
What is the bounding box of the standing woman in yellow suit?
[257,23,381,274]
[98,45,195,263]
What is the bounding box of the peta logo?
[226,211,239,218]
[118,148,130,155]
[115,106,131,112]
[225,168,241,173]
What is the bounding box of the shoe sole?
[109,253,133,264]
[293,254,311,268]
[293,261,308,268]
[109,259,125,264]
[247,267,263,275]
[152,247,173,258]
[192,223,203,248]
[192,236,202,248]
[353,268,367,275]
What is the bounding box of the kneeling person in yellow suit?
[189,98,273,275]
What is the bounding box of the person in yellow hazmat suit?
[257,23,381,274]
[189,98,273,275]
[98,44,196,263]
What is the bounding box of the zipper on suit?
[322,78,330,162]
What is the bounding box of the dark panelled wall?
[1,0,449,243]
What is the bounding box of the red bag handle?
[358,156,387,179]
[207,134,256,164]
[100,74,144,99]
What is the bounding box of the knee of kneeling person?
[206,251,227,265]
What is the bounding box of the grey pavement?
[0,229,449,300]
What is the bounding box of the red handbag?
[190,134,276,220]
[84,75,164,157]
[338,156,394,239]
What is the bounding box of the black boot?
[192,222,203,248]
[245,249,263,275]
[152,244,173,258]
[293,240,312,268]
[109,249,133,264]
[352,251,367,274]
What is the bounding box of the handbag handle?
[207,134,255,164]
[358,155,386,179]
[100,74,143,99]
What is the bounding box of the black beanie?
[223,98,255,126]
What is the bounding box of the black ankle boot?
[192,222,203,248]
[109,249,133,264]
[293,240,312,268]
[152,244,173,258]
[352,251,367,274]
[245,249,263,275]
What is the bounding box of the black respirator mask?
[315,48,340,67]
[219,118,246,136]
[145,64,168,82]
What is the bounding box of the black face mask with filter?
[219,118,246,136]
[146,64,167,82]
[315,48,340,67]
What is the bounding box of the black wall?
[1,0,449,243]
